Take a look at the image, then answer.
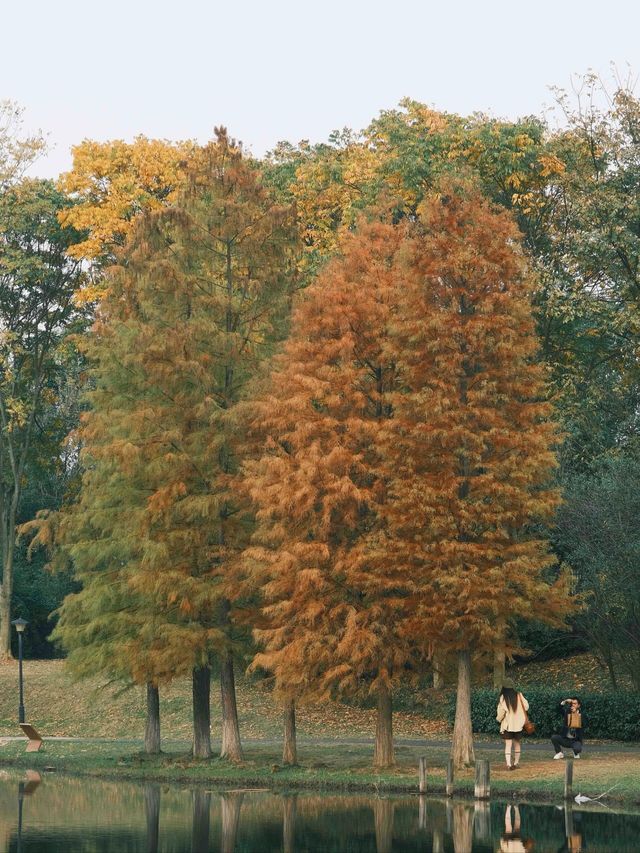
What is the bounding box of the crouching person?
[552,696,583,759]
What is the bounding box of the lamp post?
[11,617,28,724]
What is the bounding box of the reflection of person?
[556,835,583,853]
[498,804,534,852]
[496,679,529,770]
[556,816,584,853]
[558,804,584,853]
[552,697,583,759]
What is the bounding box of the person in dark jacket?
[551,697,583,759]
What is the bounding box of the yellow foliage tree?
[57,136,195,297]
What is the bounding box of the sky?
[2,0,639,179]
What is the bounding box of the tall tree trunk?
[493,647,506,689]
[603,646,618,690]
[191,789,211,853]
[0,579,12,659]
[192,665,212,759]
[282,698,297,765]
[373,683,394,768]
[0,512,16,660]
[432,648,444,689]
[0,371,43,660]
[144,783,161,853]
[144,682,161,754]
[221,792,244,853]
[220,651,243,761]
[452,648,475,769]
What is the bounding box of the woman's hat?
[502,678,516,689]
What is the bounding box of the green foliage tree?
[555,454,640,689]
[0,101,46,189]
[0,178,86,658]
[539,76,640,474]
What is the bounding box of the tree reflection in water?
[282,793,297,853]
[220,790,243,853]
[373,797,394,853]
[143,783,160,853]
[451,802,474,853]
[3,773,640,851]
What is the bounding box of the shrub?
[447,688,640,741]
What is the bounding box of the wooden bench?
[19,723,43,753]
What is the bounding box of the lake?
[0,771,639,851]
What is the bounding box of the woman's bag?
[519,693,536,735]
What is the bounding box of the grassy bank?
[0,654,615,743]
[1,738,639,808]
[1,658,638,807]
[0,659,446,741]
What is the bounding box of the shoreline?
[1,739,639,809]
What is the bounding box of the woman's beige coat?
[496,693,529,733]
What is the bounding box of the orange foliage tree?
[244,185,572,769]
[384,185,573,767]
[243,219,426,768]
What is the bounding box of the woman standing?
[496,679,530,770]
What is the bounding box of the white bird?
[574,783,620,805]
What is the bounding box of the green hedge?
[447,688,640,742]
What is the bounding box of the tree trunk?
[0,525,16,659]
[373,683,394,768]
[604,647,618,690]
[0,581,11,660]
[191,789,211,853]
[432,648,444,689]
[192,665,212,759]
[451,648,475,769]
[144,783,161,853]
[282,698,297,765]
[221,792,244,853]
[493,645,506,690]
[144,683,161,754]
[493,618,506,689]
[220,651,243,761]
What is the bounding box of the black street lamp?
[11,617,28,724]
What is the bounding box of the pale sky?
[3,0,639,179]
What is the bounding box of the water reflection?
[282,794,296,853]
[0,771,639,851]
[498,804,534,852]
[144,783,160,853]
[560,804,585,853]
[14,771,41,853]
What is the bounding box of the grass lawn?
[1,658,638,806]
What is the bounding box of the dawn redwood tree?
[46,130,297,758]
[243,220,423,768]
[385,185,573,768]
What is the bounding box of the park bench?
[19,723,43,752]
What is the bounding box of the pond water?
[0,772,638,852]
